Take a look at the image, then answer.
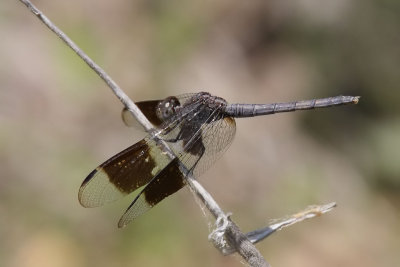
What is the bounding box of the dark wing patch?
[121,100,163,128]
[118,158,185,228]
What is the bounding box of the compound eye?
[156,96,180,121]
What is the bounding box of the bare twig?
[18,0,268,266]
[220,203,337,255]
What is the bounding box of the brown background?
[1,0,399,266]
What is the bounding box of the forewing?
[78,137,171,208]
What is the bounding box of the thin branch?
[220,203,337,255]
[18,1,268,266]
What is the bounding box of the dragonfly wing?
[78,137,171,208]
[117,108,236,227]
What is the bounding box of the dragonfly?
[78,92,359,228]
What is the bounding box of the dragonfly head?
[156,96,181,121]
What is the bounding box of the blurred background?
[1,0,400,266]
